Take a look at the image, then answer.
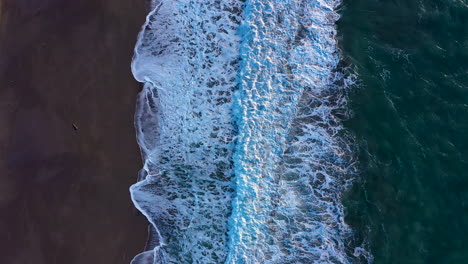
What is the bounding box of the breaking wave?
[130,0,372,263]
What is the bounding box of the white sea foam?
[130,0,371,263]
[130,0,243,263]
[226,0,370,263]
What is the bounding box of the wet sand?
[0,0,148,263]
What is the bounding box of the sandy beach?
[0,0,148,263]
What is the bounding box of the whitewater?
[130,0,371,263]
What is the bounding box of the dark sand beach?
[0,0,148,263]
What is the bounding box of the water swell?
[130,0,371,263]
[227,1,367,263]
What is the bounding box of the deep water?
[338,0,468,263]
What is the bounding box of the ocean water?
[226,1,365,263]
[338,0,468,263]
[128,0,466,263]
[129,0,372,263]
[131,1,242,262]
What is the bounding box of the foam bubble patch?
[130,0,372,263]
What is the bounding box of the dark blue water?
[338,0,468,263]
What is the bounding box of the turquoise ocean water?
[338,0,468,263]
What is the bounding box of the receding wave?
[130,0,242,262]
[130,0,371,263]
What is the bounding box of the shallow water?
[227,1,365,263]
[130,0,373,263]
[131,1,242,262]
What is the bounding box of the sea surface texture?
[130,0,371,263]
[339,0,468,263]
